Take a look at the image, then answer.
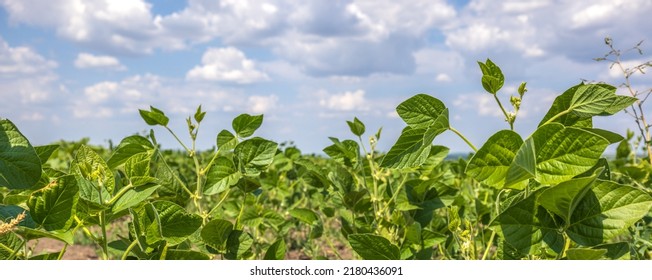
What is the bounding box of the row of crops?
[1,60,652,260]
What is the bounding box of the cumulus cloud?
[186,47,269,84]
[248,95,278,114]
[74,53,125,70]
[319,89,368,111]
[0,37,57,77]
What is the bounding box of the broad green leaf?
[489,191,564,256]
[348,233,400,260]
[539,84,636,127]
[234,138,278,176]
[204,157,241,195]
[139,106,169,126]
[124,152,157,187]
[111,184,161,213]
[420,145,449,171]
[201,219,233,252]
[33,145,58,164]
[18,227,75,244]
[0,119,41,189]
[236,176,261,193]
[232,114,263,138]
[289,208,319,225]
[225,230,253,259]
[0,231,22,260]
[107,135,154,169]
[467,130,524,189]
[538,176,596,223]
[27,175,78,231]
[165,250,211,260]
[580,128,623,144]
[152,201,202,245]
[216,130,238,151]
[72,145,115,196]
[566,248,607,260]
[504,138,535,189]
[130,203,163,250]
[380,127,433,169]
[0,205,36,228]
[346,117,365,137]
[478,59,504,94]
[567,180,652,246]
[396,94,449,131]
[593,242,630,260]
[264,238,286,260]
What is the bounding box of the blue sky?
[1,0,651,154]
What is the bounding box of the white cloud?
[453,94,504,118]
[74,53,125,70]
[436,73,452,82]
[248,95,278,114]
[319,89,368,111]
[0,37,57,77]
[186,47,269,84]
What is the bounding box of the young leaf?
[139,106,169,126]
[232,114,263,138]
[72,145,115,199]
[348,234,400,260]
[478,59,504,94]
[194,105,206,123]
[346,117,366,137]
[567,180,652,246]
[216,129,238,151]
[107,135,154,169]
[396,94,449,131]
[0,119,41,189]
[27,175,79,231]
[466,130,524,189]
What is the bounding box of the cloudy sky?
[1,0,651,154]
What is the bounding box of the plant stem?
[106,184,134,206]
[207,188,232,218]
[493,94,514,130]
[165,126,191,154]
[99,210,109,260]
[122,239,138,260]
[481,231,496,260]
[449,127,478,152]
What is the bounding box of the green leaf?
[478,59,504,94]
[152,201,202,245]
[0,205,36,228]
[566,248,607,260]
[346,117,366,137]
[124,152,157,187]
[466,130,524,189]
[27,175,78,231]
[107,135,154,169]
[538,176,596,223]
[204,157,241,195]
[216,130,238,151]
[225,230,253,260]
[348,234,400,260]
[380,127,433,169]
[139,106,169,126]
[264,238,286,260]
[234,137,278,176]
[165,249,211,260]
[33,145,58,164]
[232,114,263,138]
[194,105,206,124]
[539,84,637,127]
[18,227,75,244]
[580,128,623,144]
[396,94,449,131]
[130,203,163,250]
[0,119,41,189]
[567,180,652,246]
[593,242,630,260]
[72,145,115,196]
[111,184,161,213]
[201,219,233,252]
[289,208,319,225]
[323,138,359,166]
[0,231,22,260]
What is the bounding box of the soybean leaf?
[323,138,359,166]
[107,135,154,169]
[194,105,206,124]
[348,233,400,260]
[165,250,211,260]
[234,138,278,176]
[124,152,157,187]
[0,205,36,228]
[380,127,433,169]
[566,248,607,260]
[567,180,652,246]
[538,176,596,223]
[216,130,238,151]
[111,184,161,213]
[0,231,22,260]
[27,175,78,231]
[289,208,319,225]
[346,117,366,137]
[153,201,202,245]
[593,242,630,260]
[225,230,253,260]
[204,157,241,195]
[18,227,75,244]
[467,130,524,189]
[130,203,163,250]
[264,238,286,260]
[0,119,41,189]
[396,94,449,131]
[72,145,115,196]
[33,145,58,164]
[232,114,263,138]
[478,59,504,94]
[201,219,233,252]
[139,106,169,126]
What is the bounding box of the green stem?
[57,243,69,260]
[449,127,478,152]
[99,211,109,260]
[235,193,247,230]
[558,233,572,259]
[541,109,571,127]
[165,126,191,154]
[481,231,496,260]
[107,184,134,206]
[493,94,513,130]
[121,239,139,260]
[155,149,194,197]
[207,188,232,217]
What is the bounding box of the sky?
[0,0,651,154]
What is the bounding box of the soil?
[29,239,98,260]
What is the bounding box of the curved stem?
[121,239,138,260]
[164,126,191,154]
[449,127,478,152]
[493,94,513,130]
[481,231,496,260]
